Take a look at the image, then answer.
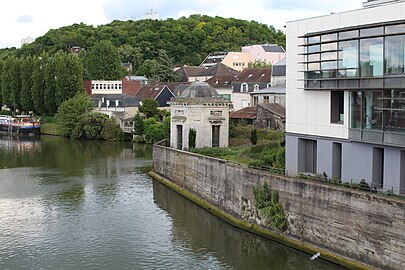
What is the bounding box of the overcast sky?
[0,0,365,49]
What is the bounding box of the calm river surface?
[0,134,345,270]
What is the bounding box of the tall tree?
[31,53,48,115]
[85,40,124,80]
[44,54,58,114]
[55,52,83,106]
[20,56,34,112]
[1,58,12,108]
[9,58,22,110]
[0,60,3,106]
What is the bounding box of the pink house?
[242,44,285,65]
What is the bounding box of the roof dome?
[180,82,218,98]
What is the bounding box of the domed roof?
[180,82,218,98]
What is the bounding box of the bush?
[71,112,108,140]
[0,110,12,115]
[144,122,166,144]
[101,118,125,141]
[188,128,196,149]
[133,112,144,136]
[250,129,258,145]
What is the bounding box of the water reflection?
[153,181,344,270]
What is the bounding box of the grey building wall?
[286,134,405,193]
[153,144,405,270]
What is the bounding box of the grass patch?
[40,123,62,136]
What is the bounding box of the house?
[255,103,285,131]
[174,66,207,82]
[250,86,286,108]
[231,68,272,111]
[229,106,257,125]
[91,93,140,132]
[84,80,141,96]
[271,57,286,87]
[286,0,405,193]
[206,74,237,102]
[169,82,230,149]
[135,84,175,107]
[229,104,285,131]
[200,52,251,71]
[242,44,286,65]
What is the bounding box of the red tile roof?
[135,84,165,100]
[235,68,271,83]
[206,75,236,88]
[229,106,257,120]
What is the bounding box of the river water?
[0,134,345,270]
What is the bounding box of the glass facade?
[303,20,405,142]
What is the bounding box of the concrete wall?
[153,144,405,270]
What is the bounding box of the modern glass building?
[286,0,405,193]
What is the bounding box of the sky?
[0,0,365,49]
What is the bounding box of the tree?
[85,40,125,80]
[139,98,159,118]
[55,91,94,137]
[31,54,48,115]
[155,49,180,82]
[250,128,258,145]
[0,60,3,106]
[55,52,84,106]
[133,112,144,136]
[248,60,272,68]
[72,112,108,140]
[1,58,12,108]
[44,55,58,114]
[20,56,34,112]
[188,128,196,149]
[101,117,124,141]
[9,57,22,111]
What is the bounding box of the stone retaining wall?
[152,144,405,270]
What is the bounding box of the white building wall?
[91,80,122,95]
[286,1,405,140]
[232,93,251,111]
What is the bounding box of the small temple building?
[169,82,231,150]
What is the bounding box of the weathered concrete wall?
[152,144,405,270]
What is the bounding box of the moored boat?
[0,115,41,134]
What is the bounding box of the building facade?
[286,0,405,193]
[169,82,230,150]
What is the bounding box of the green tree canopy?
[84,40,125,80]
[139,98,159,118]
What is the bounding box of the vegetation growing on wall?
[188,128,196,149]
[253,183,288,231]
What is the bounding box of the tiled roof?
[206,75,236,88]
[262,44,285,53]
[229,106,257,120]
[181,66,207,77]
[258,103,286,118]
[135,84,165,100]
[235,68,271,83]
[199,63,239,77]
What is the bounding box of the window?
[264,96,269,103]
[177,125,183,150]
[362,91,383,130]
[350,91,362,129]
[253,96,258,106]
[91,84,94,89]
[384,35,405,74]
[338,40,358,77]
[360,38,383,77]
[253,84,259,91]
[212,125,220,147]
[331,91,344,124]
[241,83,248,92]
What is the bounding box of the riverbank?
[151,142,405,270]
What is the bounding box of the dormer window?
[254,84,260,91]
[241,83,248,92]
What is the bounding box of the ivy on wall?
[253,183,288,231]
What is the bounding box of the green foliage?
[44,55,58,114]
[84,40,124,80]
[31,53,48,115]
[250,128,258,145]
[3,16,285,70]
[162,116,171,139]
[0,60,3,105]
[139,98,159,118]
[248,60,272,68]
[55,91,94,137]
[144,122,166,144]
[133,112,145,136]
[188,128,197,149]
[9,57,22,110]
[248,143,285,169]
[253,183,288,231]
[20,56,34,112]
[0,110,12,115]
[72,112,108,140]
[101,117,125,141]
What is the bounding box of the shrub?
[101,118,125,141]
[144,122,166,144]
[133,112,144,136]
[188,128,196,149]
[250,129,258,145]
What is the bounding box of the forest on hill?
[0,15,285,71]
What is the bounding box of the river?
[0,134,345,269]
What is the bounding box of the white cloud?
[0,0,365,49]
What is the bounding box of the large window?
[331,91,344,124]
[383,90,405,131]
[362,91,383,130]
[385,35,405,74]
[360,38,383,77]
[338,40,358,77]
